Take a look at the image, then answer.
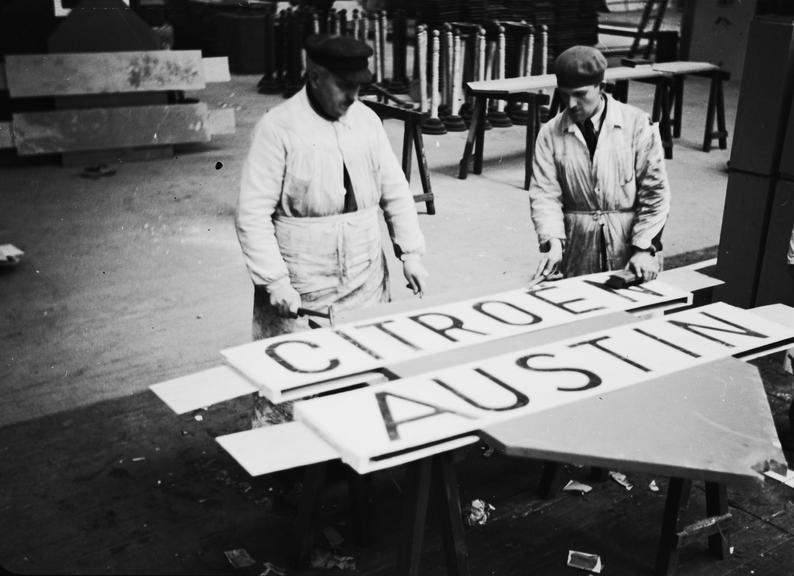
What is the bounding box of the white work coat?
[237,87,426,339]
[528,94,670,277]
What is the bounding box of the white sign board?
[222,272,691,402]
[294,302,794,473]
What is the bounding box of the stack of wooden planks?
[0,50,235,158]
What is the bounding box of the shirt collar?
[562,93,624,133]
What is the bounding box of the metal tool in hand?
[297,306,336,328]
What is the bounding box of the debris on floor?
[0,244,24,266]
[79,164,117,179]
[764,468,794,488]
[465,498,496,526]
[310,548,356,570]
[608,471,633,491]
[562,480,593,495]
[567,550,603,573]
[649,479,660,492]
[224,548,257,569]
[260,561,286,575]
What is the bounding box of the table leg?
[673,76,684,139]
[537,460,563,499]
[715,76,728,150]
[402,115,414,183]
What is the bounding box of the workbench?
[458,61,728,190]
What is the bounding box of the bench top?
[467,61,719,96]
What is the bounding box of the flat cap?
[554,45,607,89]
[305,34,373,83]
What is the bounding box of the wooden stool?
[362,99,437,215]
[655,478,731,576]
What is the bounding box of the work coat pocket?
[617,147,636,198]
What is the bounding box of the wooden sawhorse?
[458,90,551,191]
[362,99,436,215]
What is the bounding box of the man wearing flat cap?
[236,34,428,425]
[529,45,670,280]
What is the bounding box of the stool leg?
[673,76,684,139]
[537,460,564,499]
[397,458,433,576]
[412,120,436,215]
[347,468,373,547]
[716,77,728,150]
[702,73,718,152]
[295,462,328,567]
[458,96,483,179]
[402,116,414,182]
[473,97,487,175]
[705,482,730,559]
[655,477,691,576]
[433,453,470,576]
[660,80,674,159]
[524,94,540,190]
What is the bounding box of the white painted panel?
[150,365,257,414]
[216,422,337,477]
[222,272,691,402]
[295,303,794,473]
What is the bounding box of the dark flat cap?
[554,45,608,89]
[305,34,373,83]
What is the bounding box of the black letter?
[265,340,340,373]
[569,335,650,372]
[667,311,767,348]
[409,312,489,342]
[529,286,605,315]
[334,329,382,359]
[633,327,701,358]
[516,353,602,391]
[472,300,543,326]
[376,391,474,441]
[355,320,423,351]
[433,367,529,411]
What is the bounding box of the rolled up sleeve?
[375,120,426,258]
[528,126,567,245]
[236,116,290,288]
[631,119,670,249]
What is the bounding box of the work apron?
[252,206,390,426]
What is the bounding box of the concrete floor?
[1,66,793,573]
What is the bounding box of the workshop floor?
[2,49,794,576]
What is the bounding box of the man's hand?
[268,282,302,318]
[403,257,429,297]
[532,238,564,280]
[627,250,659,282]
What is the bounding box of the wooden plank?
[467,65,665,96]
[294,303,794,473]
[208,108,235,136]
[149,365,257,415]
[202,57,231,83]
[12,103,213,155]
[222,272,691,402]
[652,61,719,74]
[215,421,338,477]
[0,121,12,149]
[4,51,211,98]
